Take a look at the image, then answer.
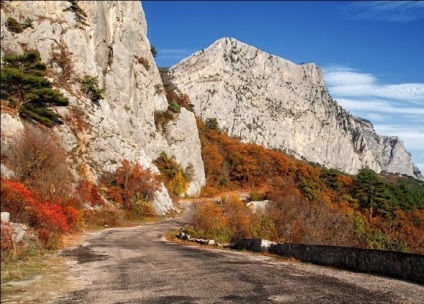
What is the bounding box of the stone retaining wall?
[233,239,424,284]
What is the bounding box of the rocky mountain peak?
[169,38,422,180]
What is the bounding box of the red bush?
[1,178,71,246]
[76,180,105,207]
[106,160,161,211]
[1,222,14,251]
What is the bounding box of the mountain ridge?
[169,37,422,180]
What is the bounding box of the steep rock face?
[169,37,421,179]
[0,1,205,213]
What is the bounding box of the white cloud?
[335,98,424,116]
[374,125,424,151]
[345,1,424,23]
[323,65,424,169]
[157,48,195,60]
[363,113,387,122]
[324,66,424,102]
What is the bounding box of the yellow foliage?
[169,171,188,197]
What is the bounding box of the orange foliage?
[193,201,230,241]
[195,118,423,253]
[76,180,105,207]
[1,178,73,246]
[106,160,161,210]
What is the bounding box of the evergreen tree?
[205,117,220,132]
[1,50,69,126]
[150,45,157,58]
[354,168,391,220]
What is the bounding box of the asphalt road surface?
[56,203,424,304]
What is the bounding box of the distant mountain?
[169,37,422,180]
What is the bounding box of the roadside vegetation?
[189,118,424,254]
[0,125,163,269]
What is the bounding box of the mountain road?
[55,202,424,304]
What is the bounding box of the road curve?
[56,202,423,304]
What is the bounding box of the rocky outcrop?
[169,37,422,179]
[0,1,205,213]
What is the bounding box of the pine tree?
[205,117,220,132]
[1,50,69,126]
[354,168,391,220]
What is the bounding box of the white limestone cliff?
[0,1,205,213]
[169,37,422,179]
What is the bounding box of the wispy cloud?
[335,98,424,117]
[374,125,424,151]
[323,65,424,170]
[324,66,424,103]
[344,1,424,23]
[156,48,195,61]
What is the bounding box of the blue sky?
[142,1,424,174]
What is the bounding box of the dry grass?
[134,55,150,70]
[1,252,82,303]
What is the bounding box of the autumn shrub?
[192,201,231,242]
[75,180,105,208]
[191,196,278,243]
[250,190,267,201]
[105,160,160,212]
[61,206,80,230]
[222,196,254,241]
[50,40,74,82]
[153,152,191,197]
[199,186,221,198]
[1,179,70,249]
[163,81,193,112]
[6,126,73,201]
[123,201,156,221]
[1,222,14,251]
[134,55,150,70]
[249,213,277,240]
[154,110,175,131]
[1,179,33,223]
[82,209,121,228]
[34,202,70,248]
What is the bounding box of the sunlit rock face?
[169,37,422,180]
[0,1,205,213]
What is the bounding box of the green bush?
[205,117,220,131]
[168,100,180,113]
[150,45,157,58]
[154,152,191,197]
[63,0,89,27]
[5,17,32,33]
[78,75,104,103]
